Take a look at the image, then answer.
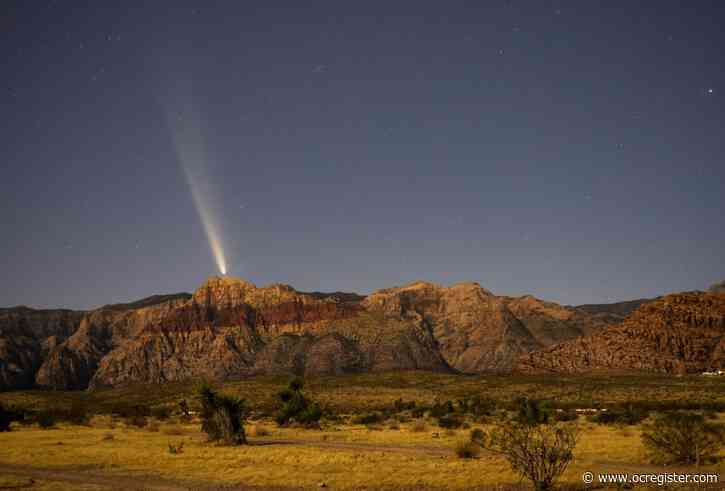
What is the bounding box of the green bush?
[513,398,551,426]
[642,412,725,465]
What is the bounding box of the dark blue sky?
[2,1,723,309]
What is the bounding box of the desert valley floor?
[2,372,725,490]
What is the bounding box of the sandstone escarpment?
[35,295,189,390]
[517,292,725,374]
[3,276,637,390]
[363,282,539,373]
[0,308,85,390]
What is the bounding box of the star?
[312,65,326,73]
[707,88,714,94]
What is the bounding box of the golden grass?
[3,372,725,489]
[2,419,723,490]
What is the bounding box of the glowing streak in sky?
[165,91,227,275]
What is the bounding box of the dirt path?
[0,463,303,491]
[0,438,450,490]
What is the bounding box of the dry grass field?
[2,372,725,490]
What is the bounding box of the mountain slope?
[0,307,86,389]
[2,276,633,390]
[517,292,725,374]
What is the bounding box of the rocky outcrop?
[2,276,641,390]
[34,294,190,390]
[0,307,85,390]
[517,292,725,374]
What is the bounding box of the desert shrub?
[102,432,114,441]
[151,406,172,421]
[198,383,247,445]
[353,412,385,425]
[0,403,23,432]
[66,402,90,426]
[513,398,552,426]
[429,401,455,418]
[477,420,579,491]
[275,378,322,427]
[467,395,497,417]
[168,441,184,454]
[553,409,578,423]
[589,405,647,426]
[455,439,481,459]
[470,428,485,443]
[110,403,150,419]
[397,414,410,423]
[437,415,463,429]
[388,421,400,430]
[393,398,416,412]
[641,412,725,465]
[147,421,160,432]
[36,410,58,429]
[410,420,428,432]
[366,423,384,431]
[410,406,427,418]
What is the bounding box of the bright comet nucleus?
[164,86,228,276]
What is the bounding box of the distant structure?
[702,369,725,376]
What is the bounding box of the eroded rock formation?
[1,276,675,390]
[517,292,725,374]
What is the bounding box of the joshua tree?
[275,377,322,427]
[197,384,247,445]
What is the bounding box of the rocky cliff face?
[517,292,725,374]
[2,277,636,390]
[0,307,86,390]
[36,295,189,390]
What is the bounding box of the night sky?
[2,1,724,310]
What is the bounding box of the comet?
[164,86,227,276]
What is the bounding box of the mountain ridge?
[4,276,720,391]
